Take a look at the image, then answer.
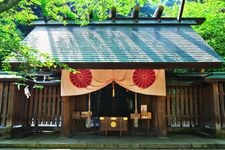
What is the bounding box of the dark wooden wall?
[166,86,201,127]
[218,82,225,128]
[201,82,225,129]
[0,76,224,136]
[0,79,26,127]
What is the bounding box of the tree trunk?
[0,0,22,13]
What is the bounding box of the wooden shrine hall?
[3,17,224,138]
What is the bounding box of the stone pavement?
[0,132,225,149]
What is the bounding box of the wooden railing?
[165,81,225,129]
[0,78,26,127]
[0,80,62,128]
[165,86,201,128]
[26,83,61,127]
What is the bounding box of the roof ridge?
[31,18,205,26]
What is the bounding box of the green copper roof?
[19,23,223,69]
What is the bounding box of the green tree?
[0,0,151,77]
[0,0,224,77]
[184,0,225,71]
[0,0,22,13]
[165,0,225,71]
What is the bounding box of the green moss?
[216,130,225,139]
[0,126,12,139]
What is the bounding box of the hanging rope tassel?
[112,82,115,97]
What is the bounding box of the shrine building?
[1,11,225,137]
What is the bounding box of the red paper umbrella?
[70,69,92,88]
[133,69,156,88]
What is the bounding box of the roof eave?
[9,62,223,70]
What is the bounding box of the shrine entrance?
[62,69,167,136]
[91,83,135,117]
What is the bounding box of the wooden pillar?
[7,83,16,127]
[211,81,221,130]
[156,96,167,136]
[61,96,72,136]
[4,83,16,138]
[152,96,157,134]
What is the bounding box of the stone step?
[1,142,225,149]
[1,133,225,149]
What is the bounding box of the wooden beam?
[110,7,117,21]
[153,5,164,21]
[211,82,221,130]
[61,96,72,136]
[177,0,186,22]
[54,62,222,70]
[132,5,140,22]
[156,96,167,136]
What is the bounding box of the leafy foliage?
[0,0,156,86]
[184,1,225,59]
[165,0,225,71]
[0,0,224,80]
